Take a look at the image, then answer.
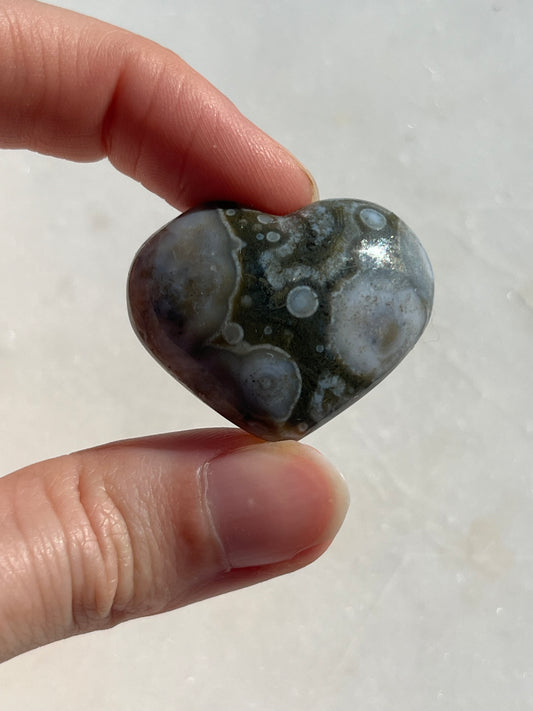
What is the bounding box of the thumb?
[0,429,348,662]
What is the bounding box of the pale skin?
[0,1,349,662]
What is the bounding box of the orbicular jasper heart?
[128,199,434,440]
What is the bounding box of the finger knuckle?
[64,452,136,630]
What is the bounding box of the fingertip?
[203,440,349,570]
[292,441,349,540]
[0,1,317,214]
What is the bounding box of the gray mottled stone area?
[128,199,434,440]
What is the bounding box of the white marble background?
[0,0,531,709]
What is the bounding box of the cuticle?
[196,460,232,573]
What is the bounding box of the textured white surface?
[1,0,532,708]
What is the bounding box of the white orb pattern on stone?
[286,285,319,318]
[328,272,427,377]
[238,347,301,422]
[360,207,387,230]
[222,321,244,345]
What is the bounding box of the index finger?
[0,0,317,213]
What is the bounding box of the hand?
[0,0,349,662]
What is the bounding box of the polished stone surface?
[128,199,433,440]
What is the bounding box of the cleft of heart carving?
[128,199,434,440]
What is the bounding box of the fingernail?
[283,146,319,203]
[304,167,320,202]
[297,162,320,202]
[202,441,348,569]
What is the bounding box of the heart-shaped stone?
[128,199,433,440]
